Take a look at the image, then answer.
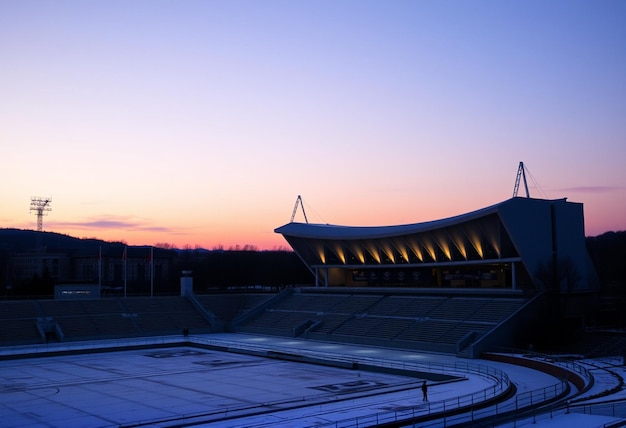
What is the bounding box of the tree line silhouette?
[0,229,312,297]
[1,228,625,306]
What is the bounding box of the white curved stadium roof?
[274,197,598,291]
[275,200,503,240]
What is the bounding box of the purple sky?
[1,1,624,249]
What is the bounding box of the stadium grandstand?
[272,196,600,358]
[0,196,601,359]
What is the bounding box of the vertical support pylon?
[512,162,530,198]
[290,195,309,223]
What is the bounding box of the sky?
[1,0,625,250]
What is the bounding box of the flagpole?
[98,246,102,288]
[150,246,154,297]
[123,246,127,298]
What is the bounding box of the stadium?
[1,193,625,427]
[274,195,600,358]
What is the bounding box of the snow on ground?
[495,355,626,428]
[1,334,625,428]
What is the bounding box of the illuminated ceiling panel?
[364,241,381,264]
[313,241,326,264]
[351,243,366,264]
[479,217,501,258]
[393,238,410,263]
[380,241,395,263]
[420,236,437,262]
[448,228,467,260]
[407,238,424,262]
[433,231,452,261]
[330,242,346,264]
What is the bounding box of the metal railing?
[321,378,567,428]
[569,400,626,419]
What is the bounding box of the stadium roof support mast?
[513,162,530,198]
[30,197,52,232]
[290,195,309,223]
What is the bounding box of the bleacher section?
[121,297,211,335]
[0,300,43,345]
[233,289,530,357]
[0,289,534,358]
[195,294,271,323]
[367,296,446,318]
[0,297,214,345]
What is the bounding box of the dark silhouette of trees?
[587,231,626,295]
[24,267,54,296]
[173,250,312,292]
[1,228,624,301]
[586,231,626,327]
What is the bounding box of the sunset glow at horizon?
[2,1,625,250]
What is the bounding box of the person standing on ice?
[421,381,428,401]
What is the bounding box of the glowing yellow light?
[315,243,326,264]
[365,242,381,263]
[420,236,437,261]
[408,241,423,262]
[437,238,451,260]
[350,244,365,264]
[449,231,467,259]
[397,243,409,263]
[465,227,484,258]
[456,241,467,259]
[480,218,501,258]
[471,237,484,258]
[424,243,436,261]
[381,243,395,263]
[489,238,501,258]
[332,243,346,264]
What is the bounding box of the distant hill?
[0,229,312,295]
[0,228,116,253]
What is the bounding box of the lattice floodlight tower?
[30,197,52,232]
